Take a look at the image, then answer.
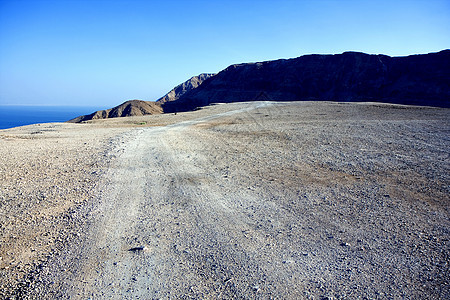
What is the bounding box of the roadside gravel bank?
[0,123,129,298]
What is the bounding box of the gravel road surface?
[1,101,449,299]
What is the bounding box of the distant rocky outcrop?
[69,100,162,123]
[70,74,214,122]
[157,73,215,104]
[162,50,450,112]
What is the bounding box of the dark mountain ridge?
[157,73,215,104]
[70,50,449,122]
[162,50,450,112]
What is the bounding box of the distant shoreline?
[0,105,104,130]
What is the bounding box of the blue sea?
[0,106,104,130]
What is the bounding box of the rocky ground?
[0,101,448,299]
[0,122,127,298]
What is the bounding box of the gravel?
[0,101,448,299]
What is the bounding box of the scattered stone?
[252,284,260,292]
[128,246,145,252]
[128,246,150,252]
[224,277,233,283]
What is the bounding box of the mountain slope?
[70,74,214,122]
[156,73,215,104]
[162,50,450,112]
[69,100,162,123]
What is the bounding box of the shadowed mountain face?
[69,100,162,123]
[156,73,216,104]
[69,50,449,122]
[163,50,450,112]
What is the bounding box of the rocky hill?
[162,50,450,112]
[156,73,215,104]
[69,100,162,123]
[70,74,214,122]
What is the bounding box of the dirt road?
[2,101,449,299]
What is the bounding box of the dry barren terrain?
[0,101,449,299]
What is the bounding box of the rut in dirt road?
[69,102,297,298]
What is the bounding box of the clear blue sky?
[0,0,449,107]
